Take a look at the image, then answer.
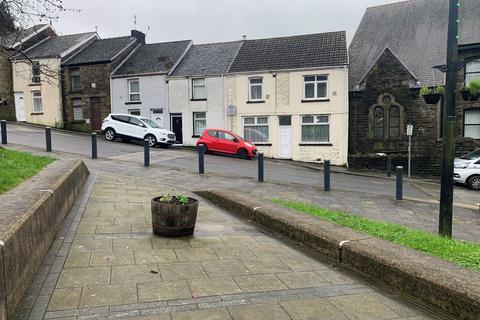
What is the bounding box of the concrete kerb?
[5,121,93,137]
[195,189,480,320]
[0,159,89,319]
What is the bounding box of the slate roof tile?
[63,36,136,65]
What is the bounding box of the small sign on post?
[407,124,413,179]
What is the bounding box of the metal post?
[91,133,97,159]
[1,120,6,144]
[144,139,150,167]
[258,153,264,182]
[408,135,412,179]
[439,0,459,238]
[396,166,403,200]
[324,160,331,191]
[387,158,392,177]
[198,144,205,174]
[45,127,51,152]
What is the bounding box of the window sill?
[301,99,330,103]
[247,100,265,104]
[192,135,201,138]
[125,101,142,105]
[29,83,41,87]
[69,89,82,93]
[191,98,207,102]
[30,112,44,115]
[299,143,332,146]
[253,143,272,146]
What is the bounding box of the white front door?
[14,92,25,122]
[150,108,164,127]
[278,116,292,159]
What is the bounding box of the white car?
[454,149,480,190]
[101,114,176,147]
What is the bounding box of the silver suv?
[101,114,176,147]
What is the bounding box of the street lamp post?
[438,0,459,238]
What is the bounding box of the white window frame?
[192,78,206,100]
[464,109,480,139]
[465,59,480,85]
[72,98,84,120]
[32,91,42,112]
[243,116,269,143]
[193,112,207,136]
[301,115,330,143]
[127,79,140,102]
[303,75,329,100]
[249,77,263,101]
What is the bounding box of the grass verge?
[0,148,54,194]
[272,199,480,271]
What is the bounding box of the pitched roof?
[63,36,136,65]
[0,24,49,48]
[112,40,192,76]
[228,31,348,73]
[22,32,96,59]
[171,41,242,76]
[349,0,480,90]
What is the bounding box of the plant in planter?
[151,193,199,237]
[468,79,480,101]
[461,84,471,101]
[419,86,443,104]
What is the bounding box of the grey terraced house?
[168,41,242,146]
[348,0,480,175]
[61,31,142,132]
[110,39,192,135]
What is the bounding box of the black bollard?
[144,139,150,167]
[198,144,205,174]
[387,158,392,177]
[91,133,97,159]
[1,120,6,144]
[324,160,331,191]
[258,153,264,182]
[396,166,403,200]
[45,127,52,152]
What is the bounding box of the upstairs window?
[301,115,329,143]
[464,109,480,139]
[249,78,263,101]
[244,116,269,142]
[466,59,480,84]
[303,75,328,100]
[31,62,41,83]
[32,91,42,112]
[192,78,206,100]
[127,79,140,102]
[373,107,384,139]
[70,68,81,91]
[193,112,206,136]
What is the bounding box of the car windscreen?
[460,149,480,160]
[141,118,161,129]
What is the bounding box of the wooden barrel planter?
[151,197,199,237]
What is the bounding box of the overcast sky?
[54,0,400,44]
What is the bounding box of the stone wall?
[0,50,15,121]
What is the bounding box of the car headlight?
[454,164,469,169]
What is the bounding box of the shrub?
[419,86,433,96]
[435,86,445,94]
[468,79,480,96]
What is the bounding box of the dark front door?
[171,114,183,144]
[90,97,102,131]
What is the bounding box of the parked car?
[101,114,176,147]
[196,128,257,159]
[454,149,480,190]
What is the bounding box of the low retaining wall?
[196,189,480,320]
[0,159,89,319]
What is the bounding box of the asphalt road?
[5,123,432,199]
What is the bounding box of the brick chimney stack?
[131,30,146,44]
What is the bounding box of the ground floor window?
[128,109,141,116]
[32,91,42,112]
[464,109,480,139]
[301,115,329,142]
[244,116,269,142]
[72,98,84,120]
[193,112,206,136]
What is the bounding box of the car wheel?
[237,148,249,159]
[104,128,116,141]
[145,135,157,147]
[467,175,480,191]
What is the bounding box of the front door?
[170,114,183,144]
[150,108,163,127]
[90,97,102,131]
[278,115,292,159]
[14,92,25,122]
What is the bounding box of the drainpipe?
[222,74,226,130]
[344,65,349,167]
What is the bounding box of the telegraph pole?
[438,0,459,237]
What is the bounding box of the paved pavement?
[14,171,454,320]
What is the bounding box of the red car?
[196,128,258,159]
